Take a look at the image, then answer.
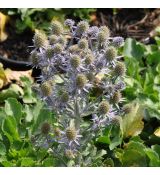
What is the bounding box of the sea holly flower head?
[30,19,126,167]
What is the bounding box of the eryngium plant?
[30,19,125,166]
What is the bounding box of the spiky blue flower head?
[33,30,48,48]
[87,26,99,37]
[51,20,63,36]
[58,36,67,46]
[85,53,94,65]
[97,31,107,43]
[46,46,55,59]
[49,35,58,45]
[114,62,126,77]
[53,43,63,54]
[41,81,52,97]
[76,21,89,35]
[76,74,88,89]
[70,55,81,69]
[64,19,75,27]
[99,26,110,38]
[98,101,110,115]
[30,51,39,65]
[112,36,124,47]
[78,38,88,50]
[104,46,117,62]
[111,91,121,104]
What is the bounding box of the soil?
[0,8,160,62]
[0,27,33,61]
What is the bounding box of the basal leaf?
[5,98,22,124]
[123,38,145,59]
[144,148,160,167]
[122,149,147,167]
[0,142,6,156]
[2,116,20,142]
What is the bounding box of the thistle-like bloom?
[112,36,124,47]
[64,19,75,27]
[30,20,126,166]
[61,126,82,147]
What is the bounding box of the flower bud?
[112,36,124,47]
[111,91,121,104]
[68,44,80,54]
[99,26,110,38]
[114,62,126,77]
[97,31,107,43]
[60,91,69,103]
[31,51,39,65]
[53,43,63,54]
[85,54,94,65]
[54,127,61,137]
[98,101,110,114]
[87,26,99,37]
[78,38,88,50]
[66,127,76,140]
[76,21,89,35]
[64,19,75,27]
[49,35,58,45]
[41,122,51,135]
[76,74,87,89]
[46,47,54,59]
[105,46,117,61]
[41,81,52,96]
[51,21,63,36]
[33,30,48,48]
[70,55,81,69]
[58,36,67,46]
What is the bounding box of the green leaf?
[152,145,160,158]
[0,161,13,167]
[95,149,106,159]
[2,116,20,142]
[23,105,33,122]
[109,136,122,150]
[20,157,35,167]
[120,102,144,138]
[0,142,6,156]
[20,76,37,104]
[97,136,110,144]
[0,84,23,103]
[147,51,160,65]
[43,157,55,167]
[32,108,52,133]
[97,126,112,144]
[145,148,160,167]
[126,141,146,155]
[5,98,22,124]
[123,38,145,59]
[122,149,147,167]
[103,158,114,167]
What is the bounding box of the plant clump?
[30,19,125,167]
